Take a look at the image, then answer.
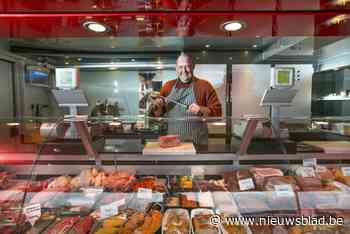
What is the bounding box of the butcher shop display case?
[1,116,350,234]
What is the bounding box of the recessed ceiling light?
[6,123,20,126]
[221,20,246,32]
[77,58,82,61]
[65,62,69,65]
[253,44,258,48]
[136,16,145,22]
[83,21,109,33]
[205,44,211,48]
[131,59,136,62]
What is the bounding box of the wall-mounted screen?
[25,66,50,87]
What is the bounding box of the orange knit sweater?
[160,77,222,117]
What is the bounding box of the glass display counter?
[0,116,350,234]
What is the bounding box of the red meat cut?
[158,135,181,148]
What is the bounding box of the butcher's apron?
[166,79,208,145]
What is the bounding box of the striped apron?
[166,79,208,145]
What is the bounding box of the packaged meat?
[216,210,250,234]
[249,167,283,189]
[103,170,135,192]
[119,211,146,233]
[68,216,94,234]
[71,168,108,189]
[0,171,13,189]
[165,196,180,207]
[195,179,227,192]
[131,177,167,193]
[180,193,198,208]
[47,176,72,191]
[331,167,350,186]
[263,176,300,192]
[93,213,127,234]
[158,135,181,148]
[223,171,254,192]
[191,209,220,234]
[162,209,190,234]
[134,209,162,234]
[43,216,80,234]
[315,166,335,182]
[295,177,322,191]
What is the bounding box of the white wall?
[231,64,313,120]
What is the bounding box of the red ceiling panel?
[0,0,349,38]
[0,13,349,38]
[0,0,349,12]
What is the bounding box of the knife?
[160,96,189,109]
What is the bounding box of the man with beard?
[150,52,222,145]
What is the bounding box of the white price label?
[275,190,295,197]
[137,188,152,200]
[100,201,119,219]
[153,192,164,203]
[82,187,104,197]
[238,178,255,191]
[191,166,205,177]
[342,167,350,176]
[274,184,293,192]
[302,167,316,177]
[23,203,41,226]
[303,158,317,168]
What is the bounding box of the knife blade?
[160,96,189,109]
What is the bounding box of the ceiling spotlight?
[221,20,246,32]
[131,59,136,62]
[205,44,211,48]
[83,21,109,33]
[65,62,70,65]
[77,58,82,61]
[253,44,258,48]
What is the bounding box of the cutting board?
[302,141,350,154]
[142,142,196,155]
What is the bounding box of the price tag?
[274,184,293,192]
[100,201,119,219]
[342,167,350,176]
[82,187,104,198]
[274,190,295,197]
[303,158,317,168]
[191,166,205,178]
[238,178,255,191]
[153,192,164,203]
[137,188,152,200]
[23,203,41,226]
[302,167,315,177]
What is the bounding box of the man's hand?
[187,103,201,115]
[150,97,164,117]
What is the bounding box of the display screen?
[26,66,50,87]
[277,70,291,85]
